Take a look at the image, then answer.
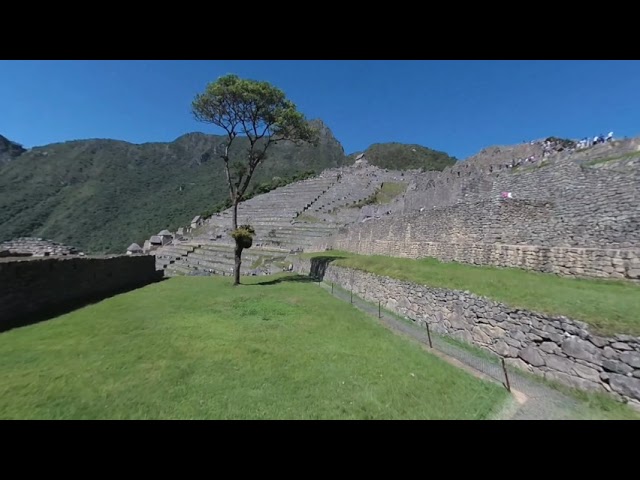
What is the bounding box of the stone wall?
[0,237,82,256]
[359,142,640,273]
[490,158,640,249]
[329,156,640,281]
[295,258,640,406]
[334,156,640,247]
[331,237,640,281]
[399,138,640,218]
[0,255,162,331]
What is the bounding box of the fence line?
[326,280,511,391]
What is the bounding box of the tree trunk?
[232,197,238,230]
[234,243,242,286]
[232,199,241,285]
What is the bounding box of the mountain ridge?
[0,134,27,165]
[0,122,347,253]
[0,122,456,254]
[348,142,457,171]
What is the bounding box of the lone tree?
[192,74,316,285]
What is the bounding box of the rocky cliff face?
[0,135,26,165]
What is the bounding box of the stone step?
[240,191,329,200]
[241,193,328,202]
[260,238,324,248]
[176,257,277,276]
[274,225,338,233]
[191,247,289,260]
[259,236,331,246]
[196,244,290,255]
[181,258,237,272]
[155,250,192,260]
[235,218,299,224]
[237,205,304,210]
[188,251,286,266]
[156,245,195,255]
[258,227,334,235]
[263,230,334,240]
[164,264,191,276]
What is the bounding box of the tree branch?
[220,129,238,203]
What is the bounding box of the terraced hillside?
[154,159,416,276]
[376,136,640,216]
[152,136,640,279]
[0,120,347,254]
[155,243,292,277]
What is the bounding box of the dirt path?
[317,281,583,420]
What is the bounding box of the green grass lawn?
[375,182,407,204]
[303,251,640,336]
[0,274,507,420]
[323,280,640,420]
[585,151,640,167]
[295,214,322,223]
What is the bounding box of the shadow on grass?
[247,256,346,286]
[309,256,345,281]
[250,275,317,286]
[0,275,167,334]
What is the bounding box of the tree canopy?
[192,74,316,203]
[191,74,317,285]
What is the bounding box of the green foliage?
[192,74,318,204]
[304,251,640,336]
[192,74,316,144]
[351,182,407,208]
[545,136,577,150]
[295,214,322,223]
[510,160,550,174]
[231,225,256,249]
[200,198,233,219]
[374,182,406,204]
[584,151,640,167]
[0,275,507,419]
[351,194,376,209]
[0,134,26,165]
[350,143,457,171]
[248,170,316,197]
[0,126,345,254]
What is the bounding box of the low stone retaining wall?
[330,237,640,282]
[295,258,640,406]
[0,255,163,332]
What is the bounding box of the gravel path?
[317,281,581,420]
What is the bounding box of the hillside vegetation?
[0,120,346,254]
[0,134,26,165]
[350,142,457,171]
[0,275,507,419]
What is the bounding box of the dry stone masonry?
[0,255,162,331]
[152,157,416,276]
[148,138,640,281]
[0,237,82,257]
[329,139,640,281]
[295,258,640,406]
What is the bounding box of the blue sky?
[1,60,639,160]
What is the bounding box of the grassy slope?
[0,274,506,420]
[326,280,640,420]
[375,182,407,204]
[303,251,640,336]
[0,121,346,254]
[351,182,408,209]
[351,143,457,171]
[584,151,640,166]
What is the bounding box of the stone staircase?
[156,162,411,276]
[156,243,292,277]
